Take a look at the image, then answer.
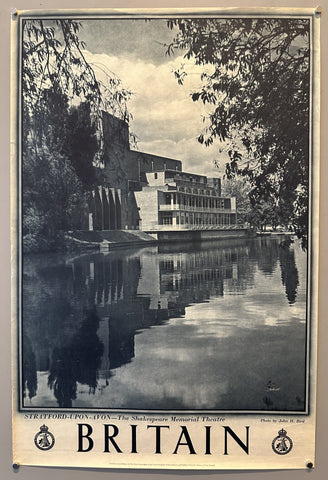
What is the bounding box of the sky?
[78,19,227,177]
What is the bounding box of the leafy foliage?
[166,18,310,239]
[22,143,88,251]
[22,19,132,122]
[221,177,252,226]
[63,102,98,189]
[21,19,134,251]
[22,85,95,250]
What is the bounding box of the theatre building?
[87,112,237,234]
[135,170,236,231]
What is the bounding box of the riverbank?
[65,230,158,252]
[25,228,290,253]
[65,227,253,252]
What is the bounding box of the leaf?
[191,92,201,101]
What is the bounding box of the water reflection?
[279,247,299,304]
[22,334,37,401]
[22,237,307,411]
[48,309,104,408]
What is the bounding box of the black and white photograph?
[17,12,315,411]
[11,7,321,470]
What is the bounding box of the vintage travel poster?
[11,8,320,470]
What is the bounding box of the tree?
[248,197,280,232]
[221,176,252,225]
[22,19,133,169]
[22,19,133,250]
[22,19,132,124]
[22,82,94,251]
[166,18,310,241]
[23,143,88,251]
[222,176,284,230]
[64,102,98,189]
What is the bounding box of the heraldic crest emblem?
[34,424,55,451]
[272,428,293,455]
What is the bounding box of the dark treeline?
[23,88,98,252]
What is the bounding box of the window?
[161,214,173,225]
[154,172,158,179]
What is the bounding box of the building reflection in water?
[22,237,305,409]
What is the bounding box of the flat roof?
[150,168,207,180]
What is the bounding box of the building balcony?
[159,204,180,211]
[164,183,221,196]
[159,204,235,214]
[143,224,241,231]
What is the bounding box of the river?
[21,236,307,412]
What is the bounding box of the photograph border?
[13,8,319,416]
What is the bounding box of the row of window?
[164,194,230,209]
[160,213,235,226]
[164,172,206,184]
[177,186,219,196]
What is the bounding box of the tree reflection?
[279,247,299,304]
[48,345,78,408]
[256,238,279,276]
[74,309,104,391]
[48,308,104,407]
[22,334,37,400]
